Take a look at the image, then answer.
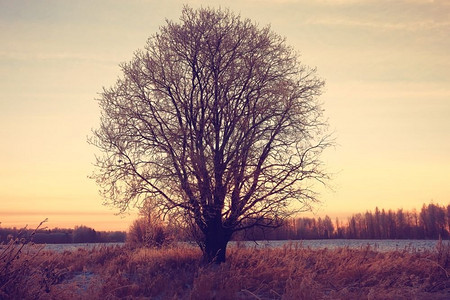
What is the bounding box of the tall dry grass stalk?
[0,219,49,299]
[1,241,449,299]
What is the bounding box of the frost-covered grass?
[1,241,449,299]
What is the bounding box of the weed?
[1,241,449,299]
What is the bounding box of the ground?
[1,242,449,299]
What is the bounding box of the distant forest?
[239,203,450,241]
[1,202,449,244]
[0,225,126,244]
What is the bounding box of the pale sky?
[1,0,449,231]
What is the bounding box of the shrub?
[126,215,172,248]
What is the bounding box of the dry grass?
[1,241,449,299]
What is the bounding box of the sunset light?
[1,2,450,298]
[1,0,449,231]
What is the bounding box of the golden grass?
[1,242,449,299]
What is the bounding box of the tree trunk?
[202,221,232,264]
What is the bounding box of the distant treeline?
[2,203,449,244]
[0,225,126,244]
[238,203,450,240]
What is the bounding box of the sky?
[1,0,449,231]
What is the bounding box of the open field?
[1,242,450,299]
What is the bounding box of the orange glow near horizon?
[1,1,449,232]
[0,210,138,232]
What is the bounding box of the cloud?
[306,18,450,32]
[1,210,114,216]
[0,50,119,64]
[313,0,450,5]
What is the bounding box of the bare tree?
[90,6,330,263]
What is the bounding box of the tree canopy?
[90,6,330,263]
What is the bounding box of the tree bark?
[202,220,232,264]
